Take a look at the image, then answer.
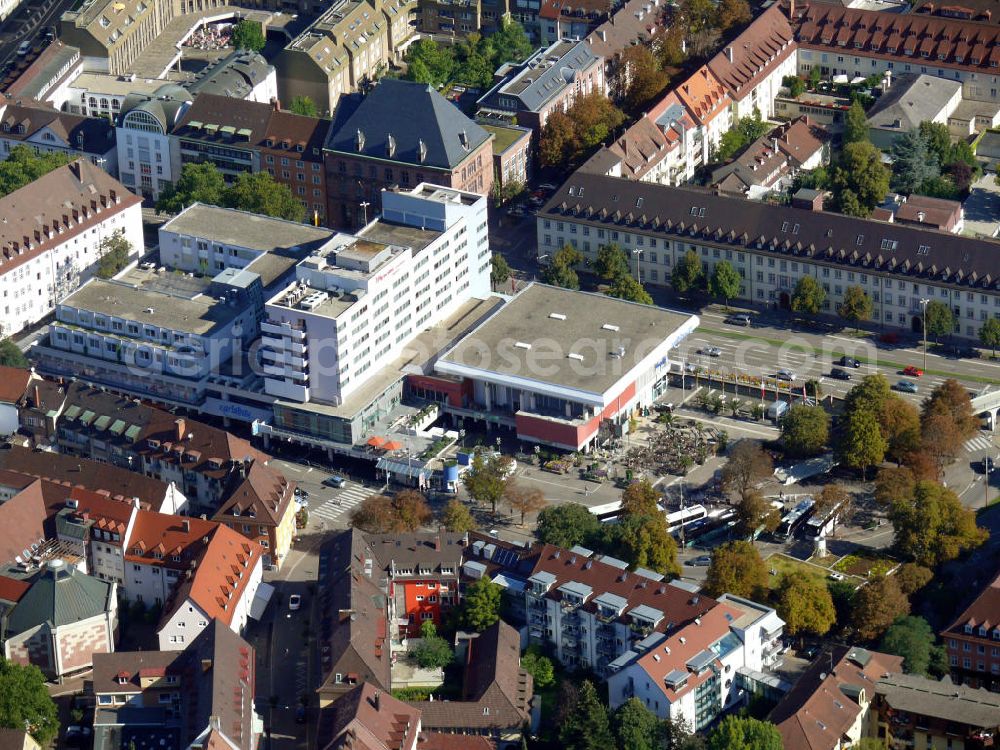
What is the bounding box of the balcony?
[262,321,306,340]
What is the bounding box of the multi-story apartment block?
[0,159,141,338]
[53,487,139,587]
[92,621,262,750]
[430,284,698,452]
[0,102,117,175]
[122,510,263,649]
[538,173,1000,340]
[480,122,532,194]
[477,39,605,132]
[171,94,270,183]
[185,50,277,104]
[324,80,494,229]
[944,570,1000,690]
[872,673,1000,749]
[213,461,297,570]
[60,0,173,75]
[260,183,491,445]
[159,202,337,275]
[116,84,191,202]
[772,646,904,750]
[45,270,260,404]
[607,594,784,731]
[522,544,716,676]
[257,111,330,224]
[537,0,614,45]
[274,0,415,115]
[707,2,797,121]
[364,532,463,638]
[418,0,481,37]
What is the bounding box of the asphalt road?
[0,0,72,67]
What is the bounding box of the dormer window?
[132,547,143,555]
[171,555,182,562]
[980,626,988,637]
[966,624,975,634]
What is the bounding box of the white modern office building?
[261,183,492,406]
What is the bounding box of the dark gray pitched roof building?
[4,558,112,633]
[325,79,490,170]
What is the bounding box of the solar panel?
[493,548,518,567]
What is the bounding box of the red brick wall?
[6,627,54,676]
[406,374,471,408]
[57,618,112,674]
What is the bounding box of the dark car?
[323,475,347,488]
[800,645,820,660]
[295,705,307,724]
[830,367,852,380]
[686,554,712,567]
[838,355,861,368]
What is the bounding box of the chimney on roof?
[434,535,440,551]
[372,690,381,711]
[201,658,212,672]
[182,519,190,533]
[33,384,40,408]
[726,46,733,63]
[418,139,427,163]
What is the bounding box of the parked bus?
[774,498,815,540]
[667,504,708,535]
[804,500,845,538]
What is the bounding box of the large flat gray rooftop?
[437,284,696,396]
[161,204,336,254]
[61,278,242,336]
[359,220,442,254]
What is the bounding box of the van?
[766,400,789,421]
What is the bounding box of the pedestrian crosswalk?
[965,434,996,453]
[309,482,372,523]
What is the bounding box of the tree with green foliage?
[156,162,226,214]
[0,661,59,745]
[404,39,455,87]
[781,404,831,458]
[838,285,874,330]
[440,497,476,533]
[707,716,782,750]
[559,680,615,750]
[619,45,669,115]
[539,111,578,167]
[918,121,951,165]
[880,615,947,676]
[833,141,890,217]
[891,129,940,194]
[837,408,888,479]
[536,502,599,548]
[538,94,624,168]
[520,646,555,688]
[613,698,664,750]
[708,260,741,307]
[0,146,73,198]
[97,229,132,279]
[705,540,768,600]
[606,274,653,305]
[734,490,781,538]
[489,17,533,68]
[888,479,986,567]
[0,339,27,367]
[671,249,704,294]
[852,740,890,750]
[595,243,630,281]
[613,480,679,575]
[715,112,769,162]
[490,253,511,288]
[462,452,513,516]
[717,0,751,30]
[783,74,806,97]
[895,563,933,596]
[288,96,318,116]
[980,317,1000,358]
[844,373,892,415]
[543,244,583,289]
[461,577,502,631]
[790,275,827,316]
[922,378,980,441]
[223,171,305,222]
[775,574,837,637]
[923,299,954,342]
[231,19,265,52]
[412,621,454,668]
[844,99,870,144]
[852,575,910,641]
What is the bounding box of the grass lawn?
[833,553,896,578]
[765,553,864,589]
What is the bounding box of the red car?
[902,366,923,377]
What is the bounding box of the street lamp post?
[632,248,643,280]
[920,298,930,372]
[359,201,371,227]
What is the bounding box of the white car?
[699,346,722,357]
[776,369,796,381]
[288,594,302,611]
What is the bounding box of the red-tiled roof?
[794,4,1000,76]
[709,3,796,98]
[0,574,30,603]
[213,461,294,529]
[322,683,422,750]
[675,67,730,126]
[0,367,32,404]
[945,569,1000,636]
[0,480,48,566]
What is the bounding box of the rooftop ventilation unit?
[602,323,620,331]
[514,341,532,350]
[549,312,566,320]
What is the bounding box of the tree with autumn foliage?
[888,479,987,567]
[618,46,669,115]
[705,540,768,600]
[538,94,624,168]
[852,575,910,642]
[505,484,547,524]
[349,490,432,532]
[922,379,980,441]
